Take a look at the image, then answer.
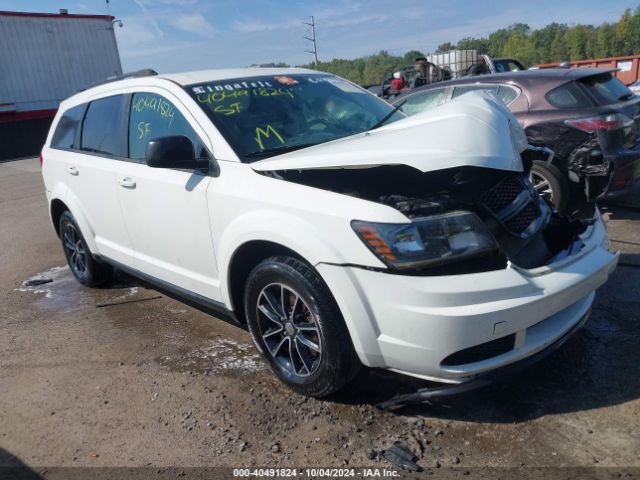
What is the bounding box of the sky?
[1,0,638,73]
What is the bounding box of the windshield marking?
[131,95,175,125]
[185,74,400,162]
[197,88,294,107]
[255,125,284,151]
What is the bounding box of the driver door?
[115,90,221,300]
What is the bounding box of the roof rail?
[77,69,158,92]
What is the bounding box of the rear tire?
[530,160,570,214]
[59,211,112,287]
[244,256,360,397]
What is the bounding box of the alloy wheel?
[63,222,88,277]
[530,169,554,202]
[255,283,322,377]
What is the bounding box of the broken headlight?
[352,211,498,269]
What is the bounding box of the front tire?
[59,211,112,287]
[244,256,360,397]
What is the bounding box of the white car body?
[41,68,619,387]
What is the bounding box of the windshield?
[185,73,403,161]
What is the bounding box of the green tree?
[550,30,569,62]
[531,23,568,63]
[299,5,636,85]
[509,23,531,37]
[403,50,426,64]
[595,23,616,58]
[565,26,589,60]
[435,42,456,53]
[629,6,640,53]
[502,34,537,66]
[616,8,633,54]
[488,28,512,56]
[456,37,490,53]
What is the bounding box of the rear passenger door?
[115,90,220,300]
[54,95,134,265]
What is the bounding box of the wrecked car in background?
[42,68,619,399]
[393,68,640,214]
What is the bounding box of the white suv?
[41,68,619,397]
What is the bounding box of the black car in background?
[392,68,640,214]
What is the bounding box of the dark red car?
[393,68,640,213]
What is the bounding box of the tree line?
[297,6,640,85]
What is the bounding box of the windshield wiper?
[244,143,316,158]
[369,100,406,131]
[618,92,634,101]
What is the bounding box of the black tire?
[530,160,570,214]
[59,211,112,287]
[244,256,360,397]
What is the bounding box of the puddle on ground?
[15,266,71,299]
[158,337,266,375]
[14,265,144,311]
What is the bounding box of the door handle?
[67,166,79,176]
[118,177,136,189]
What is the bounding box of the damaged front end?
[265,164,593,274]
[251,91,597,274]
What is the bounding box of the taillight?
[39,154,43,166]
[565,113,632,133]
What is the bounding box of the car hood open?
[250,91,528,174]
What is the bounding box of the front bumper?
[376,307,591,408]
[317,210,619,383]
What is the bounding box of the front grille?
[479,176,523,212]
[479,174,543,238]
[505,202,538,235]
[441,334,516,366]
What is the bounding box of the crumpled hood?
[251,90,528,173]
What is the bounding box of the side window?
[546,83,592,109]
[507,61,522,72]
[51,104,86,150]
[497,85,520,105]
[129,93,208,163]
[81,95,127,157]
[452,84,499,99]
[397,89,445,116]
[494,61,509,73]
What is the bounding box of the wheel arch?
[226,240,306,324]
[50,198,68,238]
[48,189,99,254]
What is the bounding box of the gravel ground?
[0,158,638,478]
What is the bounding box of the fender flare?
[217,209,345,308]
[50,182,100,254]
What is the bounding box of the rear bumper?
[600,147,640,198]
[318,210,619,383]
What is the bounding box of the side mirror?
[145,135,202,169]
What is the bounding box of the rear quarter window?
[451,84,520,106]
[545,82,592,109]
[81,95,127,157]
[452,84,499,99]
[397,88,446,116]
[51,104,86,150]
[497,85,520,105]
